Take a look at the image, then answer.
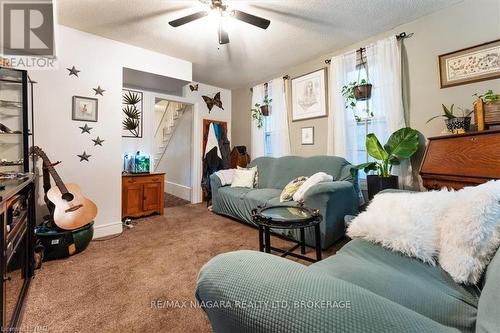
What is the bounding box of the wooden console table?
[122,173,165,220]
[419,129,500,190]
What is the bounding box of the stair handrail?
[154,104,187,171]
[154,101,170,138]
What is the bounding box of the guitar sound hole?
[62,193,74,202]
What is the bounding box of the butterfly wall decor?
[202,92,224,112]
[189,83,199,91]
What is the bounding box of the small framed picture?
[72,96,98,122]
[301,127,314,145]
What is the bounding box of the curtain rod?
[324,32,414,64]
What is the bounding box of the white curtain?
[328,35,412,189]
[251,83,265,158]
[367,36,412,189]
[268,78,291,157]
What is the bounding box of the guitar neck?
[39,154,69,195]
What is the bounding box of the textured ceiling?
[56,0,462,89]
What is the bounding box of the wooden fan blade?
[231,10,270,29]
[218,23,230,44]
[169,11,208,27]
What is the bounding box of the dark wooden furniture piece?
[1,176,35,330]
[252,205,323,262]
[230,146,250,169]
[122,173,165,220]
[420,129,500,190]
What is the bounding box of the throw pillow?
[231,168,257,188]
[438,180,500,285]
[292,172,333,202]
[238,166,258,187]
[347,190,455,265]
[280,176,308,202]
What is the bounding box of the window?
[264,116,272,156]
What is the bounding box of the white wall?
[30,25,191,238]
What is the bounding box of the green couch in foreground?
[210,156,359,249]
[196,239,500,333]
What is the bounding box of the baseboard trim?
[165,181,192,202]
[93,221,123,239]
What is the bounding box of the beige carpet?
[22,204,347,333]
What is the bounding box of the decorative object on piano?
[122,89,143,138]
[202,92,224,112]
[31,146,98,230]
[426,104,473,134]
[72,96,98,122]
[473,90,500,131]
[77,151,91,162]
[189,83,199,91]
[92,85,105,96]
[438,39,500,88]
[92,136,104,146]
[66,65,80,77]
[352,127,420,199]
[420,130,500,190]
[78,123,93,134]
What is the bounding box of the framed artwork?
[72,96,98,122]
[291,68,328,121]
[122,89,143,138]
[301,127,314,145]
[438,39,500,88]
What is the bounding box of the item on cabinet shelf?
[72,96,98,122]
[420,129,500,190]
[66,66,80,77]
[0,172,29,180]
[352,127,420,199]
[473,90,500,130]
[426,104,473,134]
[0,159,23,166]
[92,85,105,96]
[189,83,199,91]
[31,146,98,230]
[79,123,92,134]
[92,136,104,146]
[122,89,143,138]
[0,122,13,133]
[230,146,250,169]
[77,151,91,162]
[202,92,224,112]
[122,173,165,219]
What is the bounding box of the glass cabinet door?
[0,67,32,174]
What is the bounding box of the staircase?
[153,101,187,171]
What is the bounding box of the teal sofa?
[210,156,359,249]
[196,239,500,333]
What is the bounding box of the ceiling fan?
[168,0,271,45]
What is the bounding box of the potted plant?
[352,127,420,200]
[251,103,264,129]
[341,79,374,122]
[260,96,272,116]
[473,90,500,129]
[426,104,473,134]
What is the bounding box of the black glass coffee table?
[252,205,323,262]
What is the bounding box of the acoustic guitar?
[31,146,98,230]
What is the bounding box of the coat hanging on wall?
[202,92,224,113]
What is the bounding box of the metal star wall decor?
[92,136,104,146]
[67,66,80,77]
[93,85,105,96]
[77,151,91,162]
[79,123,92,134]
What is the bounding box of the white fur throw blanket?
[347,180,500,285]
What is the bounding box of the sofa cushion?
[249,156,353,189]
[309,239,479,332]
[476,248,500,333]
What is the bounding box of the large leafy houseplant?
[352,127,420,199]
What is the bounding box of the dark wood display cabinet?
[0,67,36,330]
